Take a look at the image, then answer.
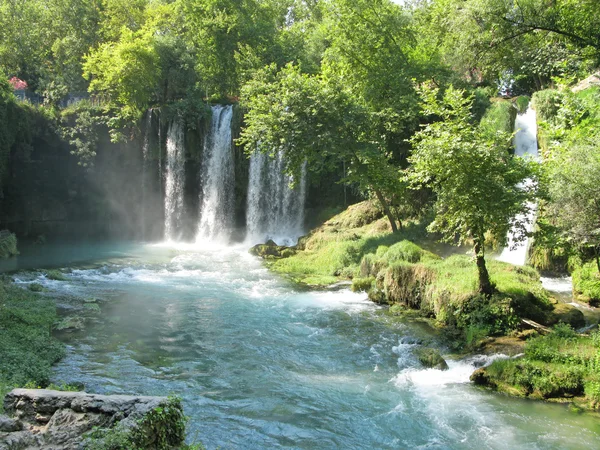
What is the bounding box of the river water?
[3,242,600,449]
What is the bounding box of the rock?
[547,303,586,329]
[470,368,492,385]
[1,389,185,450]
[0,415,22,432]
[413,347,449,371]
[249,240,296,259]
[55,316,86,331]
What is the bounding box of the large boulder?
[249,240,296,259]
[0,389,185,450]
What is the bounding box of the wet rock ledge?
[0,389,185,449]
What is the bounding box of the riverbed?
[3,241,600,449]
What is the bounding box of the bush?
[85,397,190,450]
[0,231,18,259]
[532,89,564,123]
[572,261,600,305]
[351,277,374,292]
[479,100,516,149]
[515,95,530,113]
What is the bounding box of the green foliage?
[44,269,67,281]
[532,89,564,123]
[86,396,188,450]
[0,231,18,258]
[515,96,530,114]
[572,262,600,305]
[409,85,538,293]
[0,280,65,410]
[478,99,516,147]
[28,283,45,292]
[482,325,600,407]
[351,277,374,293]
[60,101,103,166]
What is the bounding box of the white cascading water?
[141,109,152,238]
[497,106,539,265]
[245,150,307,246]
[196,105,235,242]
[163,119,186,242]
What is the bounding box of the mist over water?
[246,151,307,246]
[7,242,598,449]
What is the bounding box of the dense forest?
[2,0,600,445]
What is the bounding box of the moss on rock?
[0,231,18,259]
[413,347,449,370]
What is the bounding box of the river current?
[3,242,600,449]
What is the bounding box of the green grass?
[479,325,600,409]
[269,201,431,286]
[266,201,555,349]
[572,261,600,305]
[0,279,65,411]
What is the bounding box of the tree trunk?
[374,189,398,233]
[595,245,600,274]
[474,239,493,296]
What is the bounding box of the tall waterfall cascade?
[246,150,307,246]
[141,109,152,238]
[163,119,186,242]
[497,106,539,266]
[196,105,235,242]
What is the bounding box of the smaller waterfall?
[246,150,307,246]
[196,105,235,242]
[164,119,186,241]
[497,106,539,266]
[141,109,153,239]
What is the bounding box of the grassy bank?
[256,201,583,350]
[0,277,65,410]
[473,324,600,410]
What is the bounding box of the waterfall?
[245,150,307,246]
[141,109,152,239]
[497,106,539,266]
[164,119,185,242]
[196,105,235,242]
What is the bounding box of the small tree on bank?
[409,86,538,295]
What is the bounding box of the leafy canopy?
[409,85,538,250]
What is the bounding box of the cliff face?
[0,103,348,242]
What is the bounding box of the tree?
[421,0,599,92]
[239,63,405,232]
[548,135,600,273]
[409,85,538,295]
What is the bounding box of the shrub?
[0,231,18,259]
[572,261,600,305]
[351,277,374,292]
[532,89,564,123]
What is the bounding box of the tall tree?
[409,85,538,294]
[239,63,404,232]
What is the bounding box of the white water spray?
[497,106,539,266]
[164,119,185,242]
[196,105,234,242]
[245,150,306,246]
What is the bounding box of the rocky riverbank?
[0,389,186,449]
